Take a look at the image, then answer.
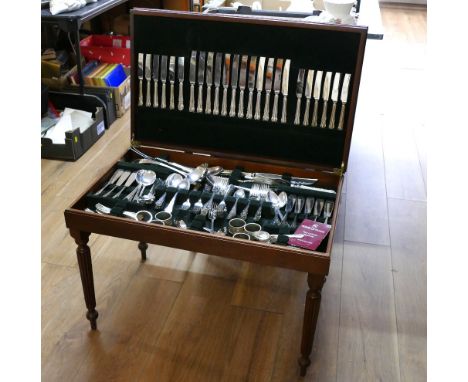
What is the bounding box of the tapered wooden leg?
[298,273,326,376]
[71,230,98,330]
[138,241,148,262]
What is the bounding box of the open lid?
[130,9,367,173]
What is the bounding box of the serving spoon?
[164,178,191,213]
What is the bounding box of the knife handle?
[170,83,175,110]
[311,99,319,127]
[213,86,220,115]
[262,92,271,121]
[229,88,237,117]
[146,80,151,107]
[246,91,253,119]
[320,101,328,128]
[138,79,143,106]
[329,101,337,129]
[189,84,195,112]
[338,102,346,131]
[254,91,262,120]
[238,89,245,118]
[161,82,167,109]
[153,81,159,108]
[303,99,311,126]
[178,82,184,111]
[221,87,228,116]
[281,95,288,123]
[294,97,301,125]
[197,84,203,113]
[205,85,212,114]
[271,93,279,122]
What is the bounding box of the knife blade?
[229,54,240,117]
[262,58,275,121]
[205,52,214,113]
[303,69,314,126]
[103,170,131,197]
[160,55,168,109]
[196,52,206,113]
[112,171,137,198]
[328,72,341,129]
[280,59,290,123]
[177,56,185,111]
[311,70,323,127]
[213,52,223,115]
[254,56,266,120]
[294,68,305,125]
[338,73,352,131]
[246,56,257,119]
[189,51,197,112]
[221,54,231,116]
[168,56,176,110]
[144,54,152,107]
[271,58,283,123]
[152,54,159,107]
[137,53,144,106]
[320,71,332,128]
[237,55,248,118]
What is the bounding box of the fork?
[208,203,218,233]
[216,185,232,216]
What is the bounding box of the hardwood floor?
[42,5,427,381]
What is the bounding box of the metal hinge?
[333,162,345,176]
[131,139,141,147]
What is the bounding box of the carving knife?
[137,53,144,106]
[160,55,168,109]
[338,73,352,130]
[254,56,266,120]
[152,54,160,107]
[271,58,283,123]
[189,51,197,112]
[280,59,290,123]
[205,52,214,113]
[237,55,248,118]
[177,56,185,111]
[262,58,275,121]
[303,69,314,126]
[320,71,332,128]
[294,68,305,125]
[246,56,257,119]
[197,51,206,113]
[329,72,341,129]
[221,54,231,116]
[168,56,176,110]
[144,54,152,107]
[213,52,223,115]
[311,70,323,127]
[229,54,240,117]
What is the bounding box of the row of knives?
[137,51,351,129]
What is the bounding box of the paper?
[288,219,331,251]
[43,107,94,144]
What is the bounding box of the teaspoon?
[164,178,191,213]
[226,188,245,219]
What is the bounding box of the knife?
[229,54,240,117]
[221,54,231,116]
[197,51,206,113]
[262,58,275,121]
[254,56,266,120]
[328,72,341,129]
[145,54,152,107]
[294,69,305,125]
[311,70,323,127]
[205,52,214,114]
[237,55,248,118]
[160,55,168,109]
[103,170,131,197]
[189,51,197,112]
[246,56,257,119]
[303,69,314,126]
[338,73,351,131]
[213,52,223,115]
[168,56,176,110]
[177,56,185,111]
[137,53,144,106]
[280,59,290,123]
[152,54,160,108]
[320,71,332,128]
[271,58,283,123]
[112,171,137,199]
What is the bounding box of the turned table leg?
[298,273,326,376]
[71,230,98,330]
[138,241,148,262]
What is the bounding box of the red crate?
[80,35,131,66]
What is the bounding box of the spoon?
[323,200,335,224]
[187,163,208,184]
[282,194,297,224]
[312,199,325,221]
[206,165,224,176]
[164,178,191,213]
[226,188,245,219]
[291,196,305,229]
[304,197,315,218]
[268,190,287,224]
[134,169,157,200]
[154,173,183,209]
[95,203,153,223]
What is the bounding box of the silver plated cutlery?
[197,51,206,113]
[213,52,223,115]
[177,56,185,111]
[254,56,266,120]
[168,56,176,110]
[246,56,257,119]
[145,54,152,107]
[113,171,137,199]
[311,70,323,127]
[94,169,123,195]
[103,170,130,197]
[271,58,283,122]
[329,72,341,129]
[205,52,214,113]
[229,55,240,117]
[160,55,168,109]
[323,200,334,224]
[303,69,314,126]
[320,71,332,128]
[137,53,144,106]
[294,69,305,125]
[312,198,325,221]
[237,55,248,118]
[189,51,197,112]
[221,54,231,116]
[152,54,160,107]
[280,59,290,123]
[338,73,351,131]
[262,58,275,121]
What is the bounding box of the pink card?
[288,219,331,251]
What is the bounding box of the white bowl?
[323,0,354,19]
